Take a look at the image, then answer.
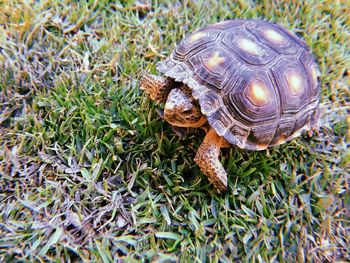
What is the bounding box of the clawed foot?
[194,128,228,192]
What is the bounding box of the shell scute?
[246,21,305,55]
[225,69,280,124]
[188,48,237,91]
[221,28,278,65]
[271,58,310,114]
[173,29,221,61]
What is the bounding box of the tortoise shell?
[157,19,320,150]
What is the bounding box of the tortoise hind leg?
[140,73,172,104]
[194,128,228,192]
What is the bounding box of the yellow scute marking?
[286,71,304,95]
[264,29,285,44]
[188,32,206,43]
[205,52,225,70]
[248,81,270,106]
[237,38,260,55]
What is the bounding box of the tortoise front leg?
[194,128,228,192]
[140,73,172,104]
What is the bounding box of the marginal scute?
[157,58,176,73]
[293,111,311,133]
[270,119,295,145]
[247,123,278,149]
[156,19,320,149]
[224,124,250,148]
[202,19,246,30]
[207,108,235,136]
[310,108,320,128]
[299,51,320,99]
[164,63,188,82]
[199,90,222,116]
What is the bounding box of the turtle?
[140,19,320,192]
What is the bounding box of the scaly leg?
[194,128,228,192]
[140,73,172,104]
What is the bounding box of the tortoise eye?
[183,109,191,114]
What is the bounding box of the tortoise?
[140,19,320,192]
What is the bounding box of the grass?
[0,0,349,261]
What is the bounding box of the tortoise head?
[164,86,206,128]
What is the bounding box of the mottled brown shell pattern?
[157,19,320,150]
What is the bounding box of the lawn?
[0,0,349,262]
